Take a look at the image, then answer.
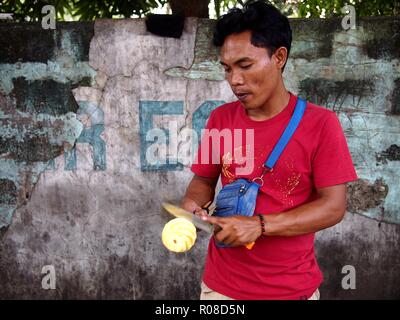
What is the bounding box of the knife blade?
[162,202,255,250]
[162,202,214,233]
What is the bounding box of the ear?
[273,47,288,70]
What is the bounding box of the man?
[181,1,358,300]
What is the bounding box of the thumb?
[202,215,223,234]
[203,215,221,225]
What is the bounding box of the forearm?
[205,184,347,245]
[263,196,346,237]
[181,175,217,211]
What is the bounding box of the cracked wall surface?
[0,17,399,299]
[0,22,95,229]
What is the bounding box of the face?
[220,30,285,111]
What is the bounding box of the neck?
[247,84,290,121]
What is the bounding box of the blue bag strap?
[264,97,306,169]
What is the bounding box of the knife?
[162,202,255,250]
[162,202,214,233]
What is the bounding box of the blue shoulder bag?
[214,98,307,247]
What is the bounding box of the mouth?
[235,92,250,101]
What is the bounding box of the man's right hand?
[181,174,218,224]
[181,198,209,219]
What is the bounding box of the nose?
[229,69,244,86]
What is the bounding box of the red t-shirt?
[191,93,358,300]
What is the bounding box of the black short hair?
[213,0,292,71]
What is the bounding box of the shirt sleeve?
[191,111,222,178]
[312,111,358,188]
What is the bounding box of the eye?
[240,64,252,70]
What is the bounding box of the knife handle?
[245,242,255,250]
[201,201,214,215]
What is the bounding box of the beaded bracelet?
[257,214,266,236]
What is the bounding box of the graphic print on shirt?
[222,144,302,208]
[221,144,255,183]
[272,157,302,209]
[222,143,271,181]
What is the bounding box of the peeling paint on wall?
[290,18,341,60]
[299,78,374,113]
[376,144,400,165]
[347,178,389,220]
[0,22,95,229]
[392,79,400,115]
[360,18,400,60]
[164,19,225,80]
[0,101,83,227]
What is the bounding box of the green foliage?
[0,0,70,21]
[0,0,168,21]
[215,0,243,18]
[294,0,398,18]
[209,0,398,19]
[0,0,398,22]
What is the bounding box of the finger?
[193,208,208,218]
[213,224,222,234]
[214,228,231,244]
[224,234,238,246]
[203,215,223,224]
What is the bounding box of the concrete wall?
[0,17,399,299]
